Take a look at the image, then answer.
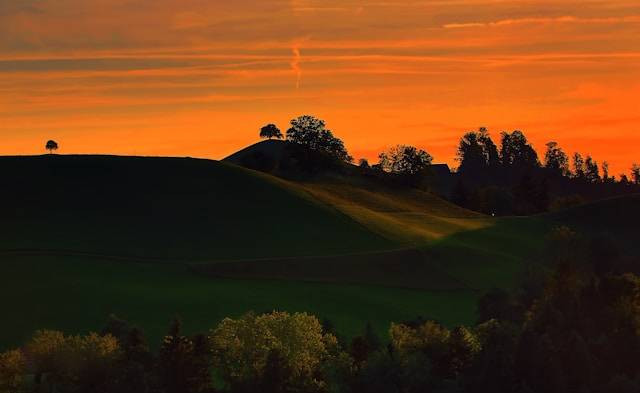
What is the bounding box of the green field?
[2,255,478,350]
[0,153,636,350]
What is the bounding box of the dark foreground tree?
[157,317,212,393]
[259,124,283,140]
[45,140,58,154]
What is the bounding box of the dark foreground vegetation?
[2,227,639,393]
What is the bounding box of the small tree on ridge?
[259,124,283,140]
[45,140,58,154]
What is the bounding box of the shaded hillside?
[0,155,392,260]
[546,193,640,256]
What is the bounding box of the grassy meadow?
[1,254,478,350]
[1,153,636,350]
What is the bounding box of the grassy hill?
[216,141,552,290]
[2,151,637,350]
[0,154,392,260]
[0,154,479,349]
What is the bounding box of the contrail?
[291,46,301,89]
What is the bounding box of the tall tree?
[602,161,611,183]
[572,153,585,179]
[499,130,539,170]
[457,127,498,177]
[544,141,569,176]
[584,155,600,183]
[479,128,500,169]
[632,163,640,184]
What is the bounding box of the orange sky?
[1,0,639,175]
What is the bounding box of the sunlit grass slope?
[0,155,392,260]
[299,179,488,245]
[213,149,552,290]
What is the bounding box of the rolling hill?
[0,153,480,349]
[1,150,637,350]
[0,154,392,260]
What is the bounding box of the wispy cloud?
[444,15,640,28]
[291,45,302,88]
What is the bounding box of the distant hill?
[224,140,457,196]
[224,139,288,167]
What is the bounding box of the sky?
[1,0,639,174]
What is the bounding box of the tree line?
[256,117,639,214]
[453,128,640,215]
[2,227,639,393]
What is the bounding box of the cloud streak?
[291,45,302,88]
[444,15,640,28]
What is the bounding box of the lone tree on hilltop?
[45,140,59,154]
[259,124,283,140]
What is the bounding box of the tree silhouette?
[572,153,585,179]
[499,130,538,170]
[45,140,58,154]
[286,115,352,162]
[378,144,433,175]
[259,124,283,140]
[584,155,600,183]
[457,127,498,178]
[602,161,611,183]
[632,163,640,184]
[544,142,569,176]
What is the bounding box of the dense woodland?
[450,128,640,215]
[1,227,639,393]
